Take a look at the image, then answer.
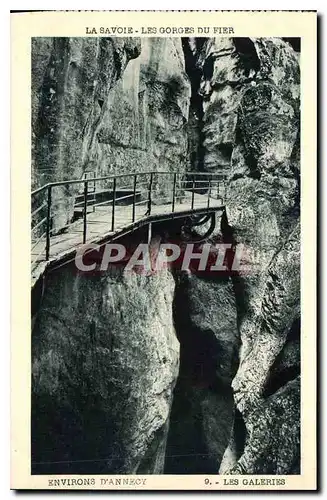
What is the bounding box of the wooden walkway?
[31,172,226,287]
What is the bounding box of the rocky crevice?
[164,269,239,474]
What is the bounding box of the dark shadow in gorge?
[263,317,301,399]
[164,269,240,474]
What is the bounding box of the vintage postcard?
[11,10,317,491]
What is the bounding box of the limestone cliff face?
[32,37,301,475]
[96,38,191,178]
[222,377,300,475]
[32,37,141,188]
[32,255,179,474]
[192,37,300,474]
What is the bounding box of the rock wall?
[32,236,179,474]
[96,38,190,178]
[32,37,141,188]
[191,37,300,474]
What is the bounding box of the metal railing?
[31,171,227,265]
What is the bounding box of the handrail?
[31,171,225,195]
[31,171,227,266]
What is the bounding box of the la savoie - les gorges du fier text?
[85,26,235,35]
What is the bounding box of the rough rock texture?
[32,255,179,474]
[32,37,141,187]
[194,37,299,175]
[222,377,300,475]
[192,37,300,474]
[32,37,142,231]
[97,38,190,178]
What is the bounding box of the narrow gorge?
[31,36,301,475]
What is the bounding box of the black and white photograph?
[10,9,317,491]
[30,34,301,477]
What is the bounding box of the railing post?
[132,174,137,222]
[148,173,153,215]
[111,177,116,231]
[191,175,195,210]
[172,172,177,213]
[83,180,88,244]
[207,177,211,209]
[45,184,52,261]
[224,175,227,202]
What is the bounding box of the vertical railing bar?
[111,177,116,232]
[172,172,177,213]
[83,180,88,244]
[191,175,195,210]
[45,184,52,261]
[207,177,211,209]
[132,174,137,222]
[148,173,153,215]
[92,171,96,212]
